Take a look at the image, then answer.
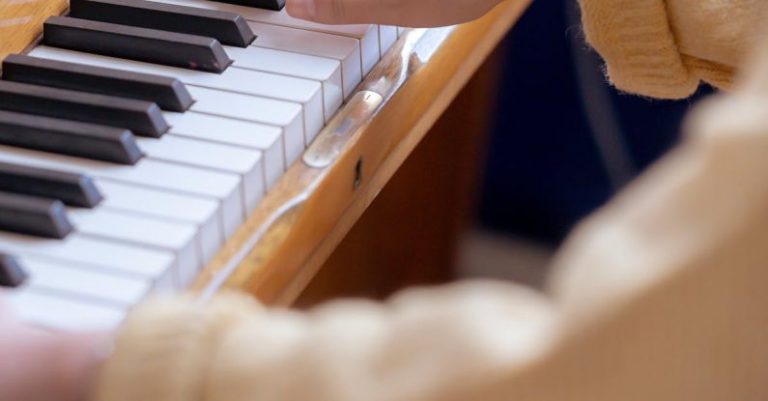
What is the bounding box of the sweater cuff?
[578,0,699,99]
[93,293,263,401]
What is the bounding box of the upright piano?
[0,0,530,331]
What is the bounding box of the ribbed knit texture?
[683,56,735,91]
[578,0,698,98]
[94,293,264,401]
[578,0,762,98]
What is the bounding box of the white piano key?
[397,27,406,37]
[185,87,309,147]
[359,24,380,75]
[0,231,176,290]
[28,45,322,109]
[225,45,343,123]
[155,0,381,72]
[68,208,196,253]
[163,112,291,180]
[137,135,265,210]
[240,17,376,75]
[20,255,150,307]
[29,47,320,142]
[68,208,200,285]
[95,180,225,257]
[243,21,361,98]
[151,0,371,37]
[0,145,244,233]
[9,289,125,331]
[379,26,398,57]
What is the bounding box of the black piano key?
[0,161,103,208]
[44,16,233,73]
[0,254,27,288]
[0,191,73,239]
[211,0,285,11]
[0,80,168,138]
[0,110,142,165]
[70,0,256,47]
[2,54,194,112]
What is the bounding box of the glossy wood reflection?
[296,48,503,306]
[193,1,531,305]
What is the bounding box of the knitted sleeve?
[92,85,768,401]
[578,0,763,98]
[578,0,698,98]
[93,282,556,401]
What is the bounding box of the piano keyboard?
[0,0,400,332]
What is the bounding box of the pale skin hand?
[0,294,108,401]
[285,0,506,27]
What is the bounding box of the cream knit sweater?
[95,1,768,400]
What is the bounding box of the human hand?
[285,0,506,27]
[0,294,109,401]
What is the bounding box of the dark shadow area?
[478,0,711,244]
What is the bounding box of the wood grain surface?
[295,47,503,306]
[0,0,66,62]
[193,1,531,304]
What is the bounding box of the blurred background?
[462,0,712,287]
[297,0,713,305]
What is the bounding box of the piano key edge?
[189,0,531,304]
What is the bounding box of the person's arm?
[282,0,764,98]
[285,0,507,27]
[94,283,556,401]
[19,2,768,401]
[93,43,768,401]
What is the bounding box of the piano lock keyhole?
[353,158,363,190]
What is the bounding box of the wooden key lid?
[0,0,67,62]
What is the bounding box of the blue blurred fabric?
[477,0,711,243]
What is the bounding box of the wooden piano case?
[0,0,529,304]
